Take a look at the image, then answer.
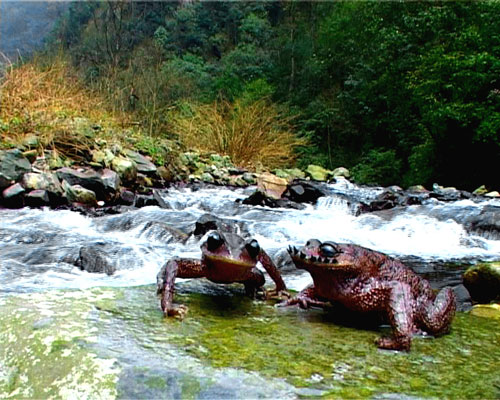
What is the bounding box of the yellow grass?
[0,54,127,159]
[171,99,306,169]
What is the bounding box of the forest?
[48,1,500,190]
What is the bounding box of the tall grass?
[0,54,126,158]
[171,99,306,169]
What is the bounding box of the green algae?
[1,284,499,399]
[0,290,120,399]
[111,284,500,399]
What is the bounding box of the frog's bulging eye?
[245,239,260,258]
[320,243,339,258]
[207,231,224,251]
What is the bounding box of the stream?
[1,179,499,398]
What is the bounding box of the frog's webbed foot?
[264,288,291,301]
[376,336,411,351]
[278,285,327,309]
[157,258,205,318]
[165,304,189,319]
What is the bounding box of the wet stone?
[25,189,50,207]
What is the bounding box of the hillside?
[4,1,500,190]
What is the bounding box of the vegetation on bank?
[2,1,500,190]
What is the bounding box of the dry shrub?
[171,100,306,169]
[0,54,124,157]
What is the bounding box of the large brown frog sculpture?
[285,239,456,351]
[157,230,287,317]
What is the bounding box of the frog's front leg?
[243,267,266,298]
[281,285,330,309]
[257,249,289,299]
[156,258,207,318]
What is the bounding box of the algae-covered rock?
[463,262,500,303]
[305,164,333,182]
[0,289,120,399]
[473,185,488,195]
[22,172,63,195]
[273,168,306,182]
[111,157,138,184]
[62,180,97,205]
[470,303,500,320]
[201,172,215,183]
[1,285,500,399]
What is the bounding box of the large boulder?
[56,167,120,201]
[463,262,500,304]
[0,149,32,188]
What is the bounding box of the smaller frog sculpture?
[157,230,288,317]
[284,239,456,351]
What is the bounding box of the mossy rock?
[470,303,500,320]
[2,285,499,399]
[463,262,500,303]
[305,164,333,182]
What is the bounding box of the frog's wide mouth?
[204,254,256,269]
[287,246,345,269]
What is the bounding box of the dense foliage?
[49,1,500,189]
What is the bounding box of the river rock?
[469,303,500,320]
[62,180,97,206]
[56,167,120,201]
[257,172,288,199]
[118,189,136,206]
[22,172,62,195]
[25,189,50,207]
[273,168,306,182]
[125,150,157,174]
[305,164,333,182]
[472,185,488,195]
[111,157,137,184]
[431,183,463,201]
[0,149,32,187]
[76,246,116,275]
[332,167,350,179]
[485,191,500,198]
[468,205,500,239]
[463,262,500,303]
[99,169,121,198]
[282,180,327,204]
[2,183,25,208]
[240,190,305,210]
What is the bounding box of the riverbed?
[1,180,499,398]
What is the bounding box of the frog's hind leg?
[157,258,207,318]
[417,287,456,336]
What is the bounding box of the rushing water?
[1,179,500,294]
[1,180,500,399]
